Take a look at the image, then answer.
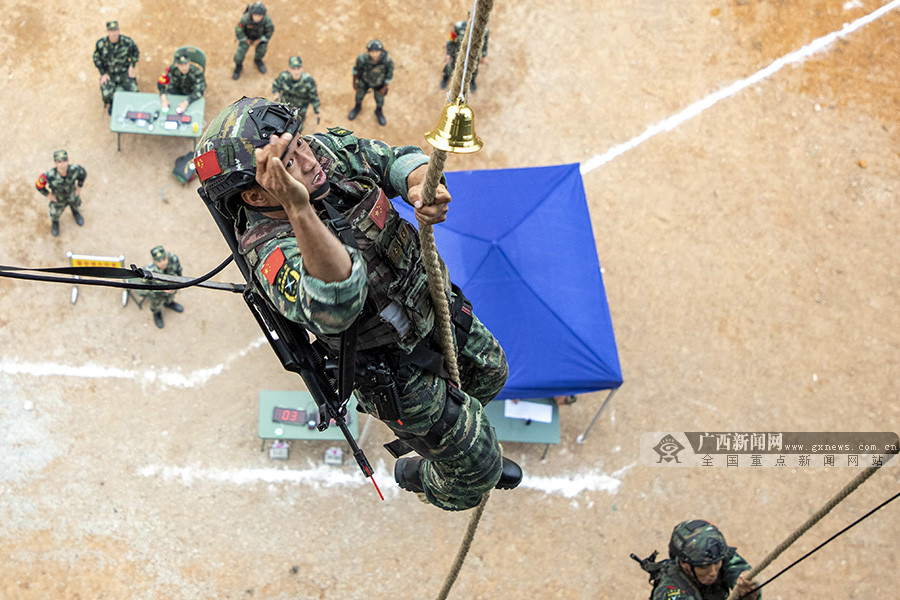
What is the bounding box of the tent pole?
[576,388,618,444]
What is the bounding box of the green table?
[110,91,205,151]
[484,397,561,445]
[258,390,359,442]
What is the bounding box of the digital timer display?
[272,407,307,426]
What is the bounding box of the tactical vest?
[237,171,439,356]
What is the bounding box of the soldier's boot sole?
[347,104,362,121]
[394,456,524,495]
[153,312,165,329]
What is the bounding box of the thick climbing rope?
[415,2,496,599]
[725,447,899,600]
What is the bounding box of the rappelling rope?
[725,446,899,600]
[415,2,495,599]
[418,0,493,388]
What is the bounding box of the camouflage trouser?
[354,83,387,109]
[234,39,268,64]
[100,74,138,106]
[357,311,508,511]
[48,196,82,222]
[143,290,177,312]
[443,56,479,84]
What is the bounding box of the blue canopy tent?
[393,163,622,427]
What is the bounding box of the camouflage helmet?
[668,520,728,567]
[366,39,384,51]
[194,96,300,219]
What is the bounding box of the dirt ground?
[1,0,898,598]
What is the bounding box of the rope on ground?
[726,447,899,600]
[435,492,491,600]
[417,0,494,387]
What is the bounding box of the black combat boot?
[153,311,164,329]
[254,59,267,74]
[347,103,362,121]
[375,107,386,126]
[165,301,184,313]
[440,75,449,90]
[51,221,59,237]
[72,209,84,226]
[394,456,524,494]
[232,62,243,80]
[470,79,477,92]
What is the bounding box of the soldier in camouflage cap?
[347,39,394,126]
[232,2,275,79]
[441,19,489,91]
[195,97,522,511]
[140,245,184,329]
[157,51,206,115]
[637,520,761,600]
[35,150,87,237]
[93,21,140,114]
[271,56,321,133]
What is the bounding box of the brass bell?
[425,97,483,153]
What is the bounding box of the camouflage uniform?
[93,24,140,110]
[157,62,206,104]
[234,6,274,66]
[442,20,489,89]
[35,151,86,226]
[650,552,755,600]
[240,127,506,511]
[272,64,320,133]
[352,44,394,109]
[141,246,183,313]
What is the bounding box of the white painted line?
[0,337,267,389]
[581,0,900,175]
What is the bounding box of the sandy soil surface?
[1,1,898,599]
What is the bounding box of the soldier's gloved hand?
[99,73,110,85]
[254,132,311,213]
[352,76,359,90]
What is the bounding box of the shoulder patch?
[327,127,353,137]
[260,246,286,285]
[158,73,170,85]
[35,173,48,190]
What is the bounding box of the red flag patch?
[158,73,169,85]
[368,190,388,230]
[35,173,47,190]
[260,246,286,285]
[194,149,222,181]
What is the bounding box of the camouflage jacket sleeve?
[187,67,206,102]
[383,55,394,85]
[235,14,249,41]
[261,16,274,42]
[73,165,87,187]
[352,54,366,78]
[125,36,140,66]
[254,235,368,334]
[92,38,107,73]
[721,549,753,591]
[166,254,183,277]
[314,130,429,204]
[35,171,51,196]
[272,71,288,96]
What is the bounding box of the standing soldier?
[347,39,394,126]
[34,150,86,237]
[232,2,274,79]
[142,245,184,329]
[157,52,207,115]
[441,19,489,91]
[272,56,321,133]
[93,21,140,115]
